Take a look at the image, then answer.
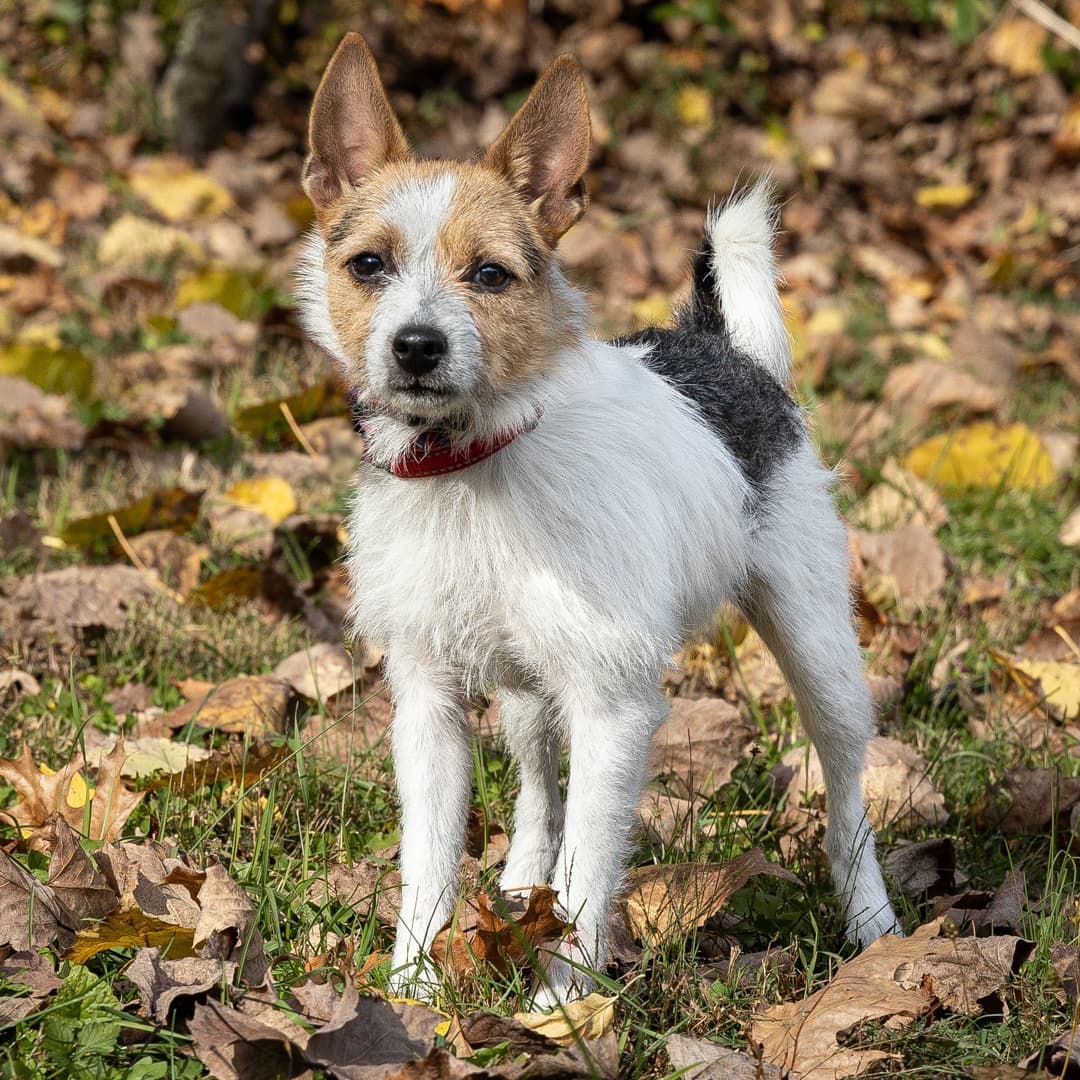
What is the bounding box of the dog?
[297,33,901,1006]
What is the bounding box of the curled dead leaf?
[624,849,800,947]
[513,993,616,1047]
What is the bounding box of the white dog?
[297,33,901,1006]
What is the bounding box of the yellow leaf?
[915,184,976,209]
[97,213,204,269]
[37,763,93,809]
[64,896,196,964]
[902,422,1054,492]
[987,16,1047,78]
[514,993,615,1046]
[223,477,297,524]
[805,307,845,337]
[129,157,232,223]
[994,653,1080,720]
[232,381,347,436]
[676,85,713,127]
[0,342,93,397]
[174,267,264,318]
[631,294,673,329]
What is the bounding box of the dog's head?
[299,34,590,424]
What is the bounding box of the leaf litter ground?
[0,2,1078,1077]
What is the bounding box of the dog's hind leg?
[499,691,565,896]
[742,449,901,947]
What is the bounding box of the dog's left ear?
[483,56,591,245]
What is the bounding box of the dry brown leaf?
[855,459,949,532]
[781,736,947,831]
[273,642,358,702]
[431,887,568,976]
[0,849,75,951]
[162,675,294,738]
[0,948,63,1026]
[314,860,402,926]
[0,566,160,653]
[64,894,195,964]
[666,1033,786,1080]
[44,815,117,924]
[883,838,957,899]
[882,360,1002,425]
[460,1011,561,1055]
[624,849,800,947]
[0,745,85,837]
[650,697,757,796]
[194,861,269,986]
[0,375,85,452]
[124,947,236,1023]
[513,993,616,1047]
[753,920,1032,1078]
[128,530,209,597]
[983,767,1080,836]
[187,997,303,1080]
[93,838,197,898]
[304,980,444,1075]
[86,738,147,842]
[852,525,948,612]
[1022,1026,1080,1077]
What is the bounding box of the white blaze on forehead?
[379,171,458,264]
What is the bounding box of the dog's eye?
[472,263,511,291]
[347,252,384,281]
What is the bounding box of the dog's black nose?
[392,325,448,375]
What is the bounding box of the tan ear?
[483,56,591,244]
[303,33,410,212]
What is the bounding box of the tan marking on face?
[438,163,580,385]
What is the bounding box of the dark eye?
[347,252,384,281]
[473,263,511,291]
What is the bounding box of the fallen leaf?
[460,1011,561,1054]
[883,360,1002,425]
[983,767,1080,836]
[273,642,357,701]
[666,1033,785,1080]
[97,213,204,268]
[992,652,1080,720]
[513,993,615,1047]
[624,849,800,947]
[852,524,949,611]
[780,736,947,831]
[175,267,263,317]
[129,157,232,223]
[987,16,1047,78]
[313,859,402,927]
[187,997,303,1080]
[124,947,236,1023]
[752,920,1031,1078]
[44,815,117,924]
[85,736,212,779]
[223,477,298,525]
[649,696,757,796]
[194,861,269,986]
[232,380,348,438]
[150,741,290,796]
[85,738,147,842]
[64,894,196,964]
[432,887,568,976]
[0,745,85,837]
[1022,1026,1080,1077]
[902,422,1054,492]
[915,184,976,209]
[0,342,93,397]
[0,565,161,654]
[676,84,712,126]
[856,459,949,532]
[59,487,204,547]
[0,375,85,452]
[883,838,957,899]
[162,675,294,738]
[0,948,63,1027]
[0,849,75,951]
[305,980,443,1075]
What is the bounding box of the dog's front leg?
[386,656,471,995]
[533,690,662,1007]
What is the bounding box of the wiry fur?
[298,38,900,1007]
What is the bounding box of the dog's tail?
[683,177,790,384]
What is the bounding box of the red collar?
[361,407,543,479]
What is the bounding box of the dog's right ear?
[303,33,410,213]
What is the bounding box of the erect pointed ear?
[482,56,591,245]
[302,33,411,213]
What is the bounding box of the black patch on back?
[612,235,804,493]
